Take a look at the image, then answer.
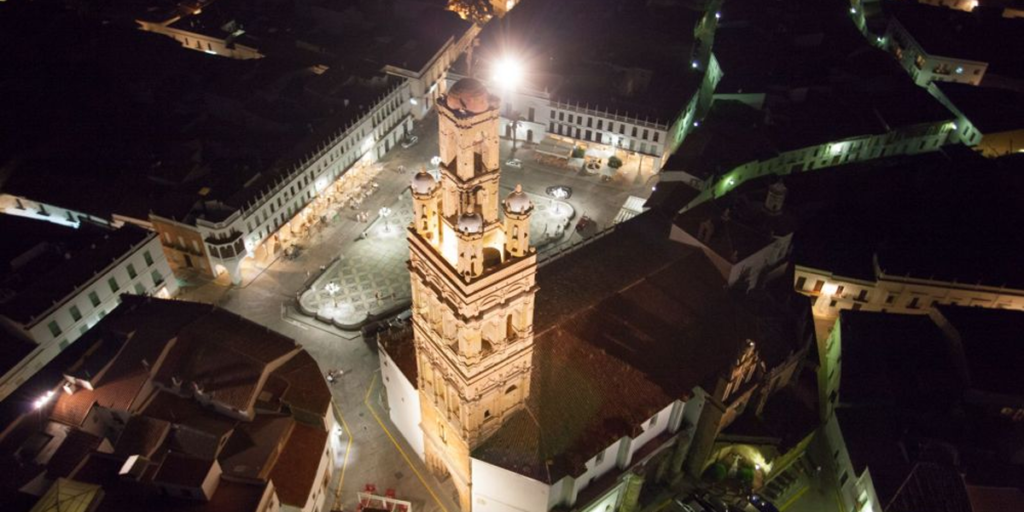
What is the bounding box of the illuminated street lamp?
[379,206,393,233]
[325,282,340,308]
[493,56,524,116]
[34,390,56,409]
[492,56,524,91]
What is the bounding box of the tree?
[509,110,522,155]
[447,0,495,25]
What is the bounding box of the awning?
[536,136,575,160]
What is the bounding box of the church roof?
[383,212,805,482]
[471,213,797,482]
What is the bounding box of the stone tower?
[407,78,538,511]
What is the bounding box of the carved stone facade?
[408,78,537,511]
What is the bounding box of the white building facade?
[883,17,988,87]
[0,232,177,401]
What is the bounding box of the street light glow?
[34,390,56,409]
[492,57,524,90]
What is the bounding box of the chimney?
[764,181,787,214]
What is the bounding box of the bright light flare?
[492,57,524,90]
[34,390,56,409]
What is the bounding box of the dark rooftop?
[837,311,961,408]
[673,187,798,263]
[934,81,1024,135]
[788,149,1024,288]
[0,222,152,327]
[472,213,806,481]
[889,1,1024,79]
[468,0,708,121]
[934,305,1024,397]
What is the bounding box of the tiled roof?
[46,429,104,479]
[271,351,330,419]
[114,416,171,459]
[153,452,216,489]
[219,414,295,482]
[887,462,973,512]
[269,422,328,508]
[473,213,777,481]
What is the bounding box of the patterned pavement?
[298,187,572,327]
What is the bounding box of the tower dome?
[445,78,491,114]
[410,169,437,195]
[457,212,484,234]
[503,184,533,214]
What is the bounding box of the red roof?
[269,423,328,508]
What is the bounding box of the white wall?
[380,348,424,459]
[0,234,177,402]
[472,457,551,512]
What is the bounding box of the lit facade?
[407,78,538,511]
[677,119,956,204]
[794,263,1024,323]
[883,17,988,87]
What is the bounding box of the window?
[108,277,119,293]
[127,263,137,279]
[528,107,535,122]
[619,123,625,134]
[835,285,845,296]
[89,291,101,307]
[595,450,605,464]
[654,132,660,143]
[134,283,146,295]
[152,270,165,287]
[840,472,849,486]
[79,325,88,335]
[143,251,154,266]
[796,276,807,290]
[856,289,868,302]
[559,112,564,121]
[587,117,593,128]
[70,305,82,322]
[632,126,638,137]
[48,320,62,337]
[908,297,920,309]
[597,120,603,130]
[813,280,825,293]
[643,129,649,140]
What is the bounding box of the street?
[175,109,654,512]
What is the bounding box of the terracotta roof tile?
[271,351,330,419]
[269,423,327,508]
[114,416,172,459]
[46,429,104,479]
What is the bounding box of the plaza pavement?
[173,110,655,512]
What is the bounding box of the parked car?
[505,158,522,168]
[401,135,419,149]
[747,494,779,512]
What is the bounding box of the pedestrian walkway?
[296,186,574,328]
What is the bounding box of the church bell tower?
[407,78,537,511]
